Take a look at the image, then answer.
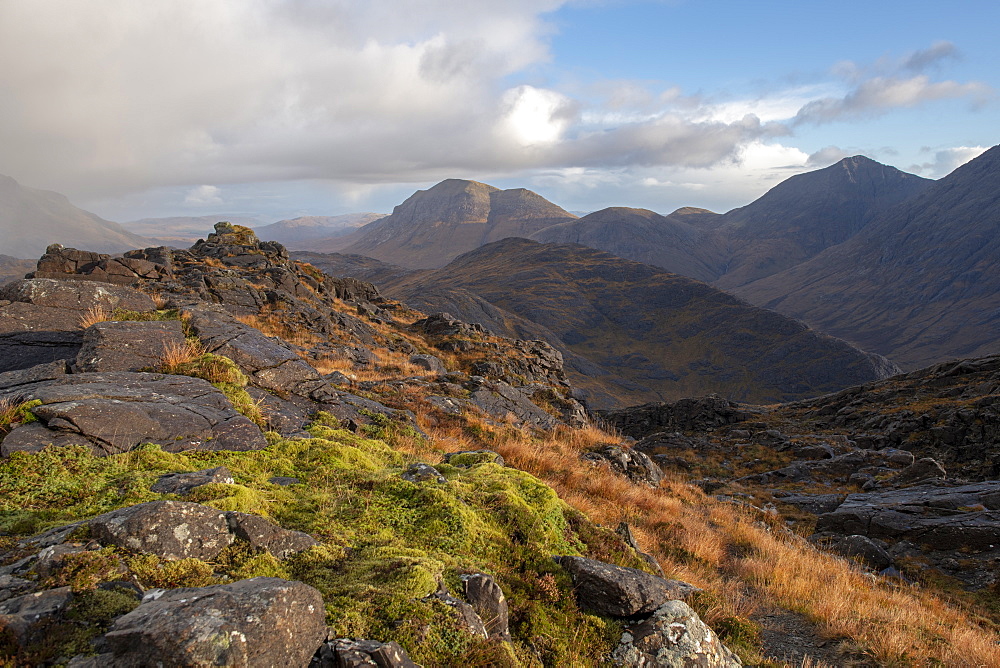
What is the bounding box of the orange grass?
[396,417,1000,667]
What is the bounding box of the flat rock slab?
[0,278,156,312]
[76,320,186,372]
[151,466,235,495]
[0,301,84,373]
[104,577,326,668]
[816,481,1000,550]
[556,555,700,618]
[0,371,265,457]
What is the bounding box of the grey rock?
[581,444,664,487]
[89,501,234,560]
[312,638,419,668]
[611,600,743,667]
[270,476,302,486]
[0,575,35,603]
[0,278,157,313]
[401,463,446,484]
[0,586,73,646]
[616,522,664,577]
[813,534,894,570]
[103,577,326,668]
[225,511,320,558]
[461,573,510,641]
[888,457,947,486]
[409,354,447,374]
[0,301,84,373]
[556,556,700,618]
[426,587,488,638]
[76,320,185,372]
[467,378,558,429]
[151,466,236,495]
[0,372,266,457]
[599,395,754,440]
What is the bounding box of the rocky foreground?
[1,223,998,666]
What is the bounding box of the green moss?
[42,547,124,592]
[0,398,42,434]
[110,307,179,322]
[0,421,642,666]
[127,554,217,589]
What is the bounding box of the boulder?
[75,320,186,372]
[425,587,488,638]
[611,600,743,667]
[103,577,326,668]
[467,378,558,429]
[813,534,894,571]
[581,444,664,487]
[312,638,419,668]
[410,354,447,375]
[88,501,234,560]
[555,556,700,618]
[401,463,447,484]
[887,458,947,486]
[225,512,320,558]
[151,466,236,495]
[461,573,510,641]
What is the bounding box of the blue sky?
[0,0,996,223]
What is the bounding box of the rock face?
[612,600,743,667]
[103,578,326,668]
[599,396,756,439]
[0,278,158,374]
[556,556,699,618]
[75,320,185,372]
[0,370,266,457]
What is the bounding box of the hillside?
[0,174,149,258]
[383,238,899,408]
[735,144,1000,369]
[530,206,725,283]
[343,179,577,268]
[122,215,267,245]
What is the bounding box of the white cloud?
[183,185,223,206]
[911,145,989,178]
[501,86,576,146]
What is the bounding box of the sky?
[0,0,997,223]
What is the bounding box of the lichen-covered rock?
[224,511,320,558]
[611,600,742,667]
[581,444,664,487]
[75,320,186,372]
[555,556,700,618]
[401,463,446,484]
[0,278,157,313]
[88,501,234,560]
[410,353,447,374]
[103,577,326,668]
[312,638,419,668]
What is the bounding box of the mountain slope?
[344,179,576,268]
[713,155,932,289]
[530,207,725,283]
[122,215,266,245]
[384,238,899,407]
[0,174,149,257]
[734,144,1000,369]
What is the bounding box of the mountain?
[122,215,267,245]
[0,174,149,257]
[0,254,34,285]
[520,157,931,290]
[343,179,577,268]
[735,144,1000,369]
[711,155,932,289]
[255,213,384,248]
[383,237,898,407]
[530,206,724,283]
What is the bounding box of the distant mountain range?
[0,174,148,258]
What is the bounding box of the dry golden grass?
[78,304,112,329]
[310,346,428,383]
[158,339,204,370]
[236,310,323,348]
[392,416,1000,667]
